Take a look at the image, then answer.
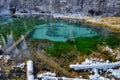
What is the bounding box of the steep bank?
[0,0,120,16]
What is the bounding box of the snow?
[38,72,56,77]
[41,76,58,80]
[89,68,110,80]
[15,63,26,69]
[53,13,65,18]
[37,72,84,80]
[53,13,86,19]
[70,58,120,71]
[82,58,104,65]
[89,73,109,80]
[0,55,3,60]
[61,77,84,80]
[28,75,34,80]
[108,69,120,78]
[37,72,57,79]
[104,46,113,53]
[28,59,120,80]
[70,61,120,71]
[4,55,11,63]
[70,58,120,79]
[27,60,33,74]
[21,35,25,40]
[27,60,34,80]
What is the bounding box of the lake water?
[30,22,98,42]
[0,16,12,24]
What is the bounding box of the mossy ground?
[0,17,120,60]
[0,17,50,40]
[45,35,120,58]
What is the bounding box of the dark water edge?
[0,16,12,24]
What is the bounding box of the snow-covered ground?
[70,58,120,71]
[69,58,120,80]
[26,58,120,80]
[53,13,87,19]
[108,69,120,78]
[37,72,83,80]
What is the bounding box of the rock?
[0,0,120,16]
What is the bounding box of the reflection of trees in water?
[46,25,60,37]
[92,26,111,39]
[46,25,77,38]
[33,23,104,42]
[45,24,97,38]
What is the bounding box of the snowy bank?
[70,58,120,71]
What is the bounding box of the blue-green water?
[0,16,12,24]
[31,23,98,42]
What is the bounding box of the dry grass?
[70,55,88,64]
[61,16,120,32]
[100,17,120,25]
[33,52,72,77]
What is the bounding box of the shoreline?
[55,15,120,33]
[1,13,120,33]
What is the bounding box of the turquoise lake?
[30,23,98,42]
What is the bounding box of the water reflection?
[31,23,98,42]
[0,16,12,24]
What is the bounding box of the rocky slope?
[0,0,120,16]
